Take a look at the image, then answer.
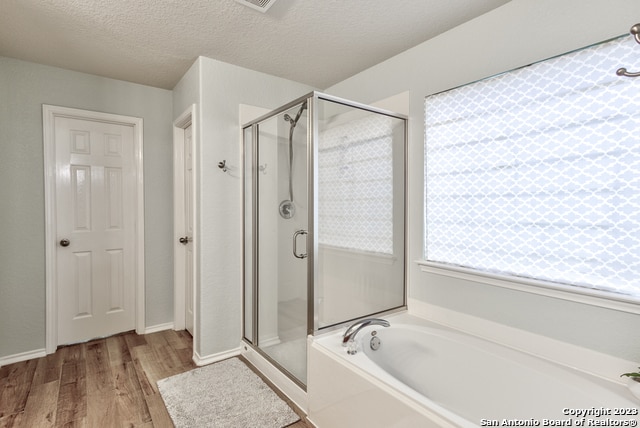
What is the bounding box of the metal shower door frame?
[240,91,409,386]
[241,93,313,389]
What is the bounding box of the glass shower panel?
[256,103,309,384]
[243,125,254,344]
[316,99,406,329]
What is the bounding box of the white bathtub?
[308,314,638,427]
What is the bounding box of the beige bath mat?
[157,357,300,427]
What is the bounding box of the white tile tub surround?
[308,312,638,428]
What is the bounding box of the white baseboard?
[408,298,636,383]
[0,348,47,368]
[193,347,242,366]
[144,322,174,334]
[0,322,177,368]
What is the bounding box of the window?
[424,35,640,298]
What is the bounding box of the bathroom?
[176,0,640,390]
[1,0,639,426]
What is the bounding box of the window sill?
[416,260,640,315]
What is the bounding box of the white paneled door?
[173,107,196,338]
[54,115,137,345]
[183,124,194,336]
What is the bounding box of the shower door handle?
[293,230,307,259]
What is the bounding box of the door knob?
[60,239,70,247]
[179,236,190,245]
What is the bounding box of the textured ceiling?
[0,0,511,90]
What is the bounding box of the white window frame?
[420,35,640,315]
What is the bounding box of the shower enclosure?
[242,92,407,387]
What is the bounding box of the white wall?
[172,57,315,359]
[0,56,174,360]
[326,0,640,360]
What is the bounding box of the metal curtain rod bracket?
[616,23,640,77]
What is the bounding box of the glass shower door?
[255,102,309,385]
[242,92,406,388]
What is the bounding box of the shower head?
[283,102,307,127]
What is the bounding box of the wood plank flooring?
[0,330,312,427]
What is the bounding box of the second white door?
[183,124,194,335]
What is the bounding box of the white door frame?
[173,105,197,343]
[43,105,145,354]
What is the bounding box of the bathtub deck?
[0,329,312,427]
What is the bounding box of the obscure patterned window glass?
[319,115,394,254]
[424,36,640,297]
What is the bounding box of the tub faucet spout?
[342,318,390,351]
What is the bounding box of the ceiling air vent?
[234,0,278,13]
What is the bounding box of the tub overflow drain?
[370,336,381,351]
